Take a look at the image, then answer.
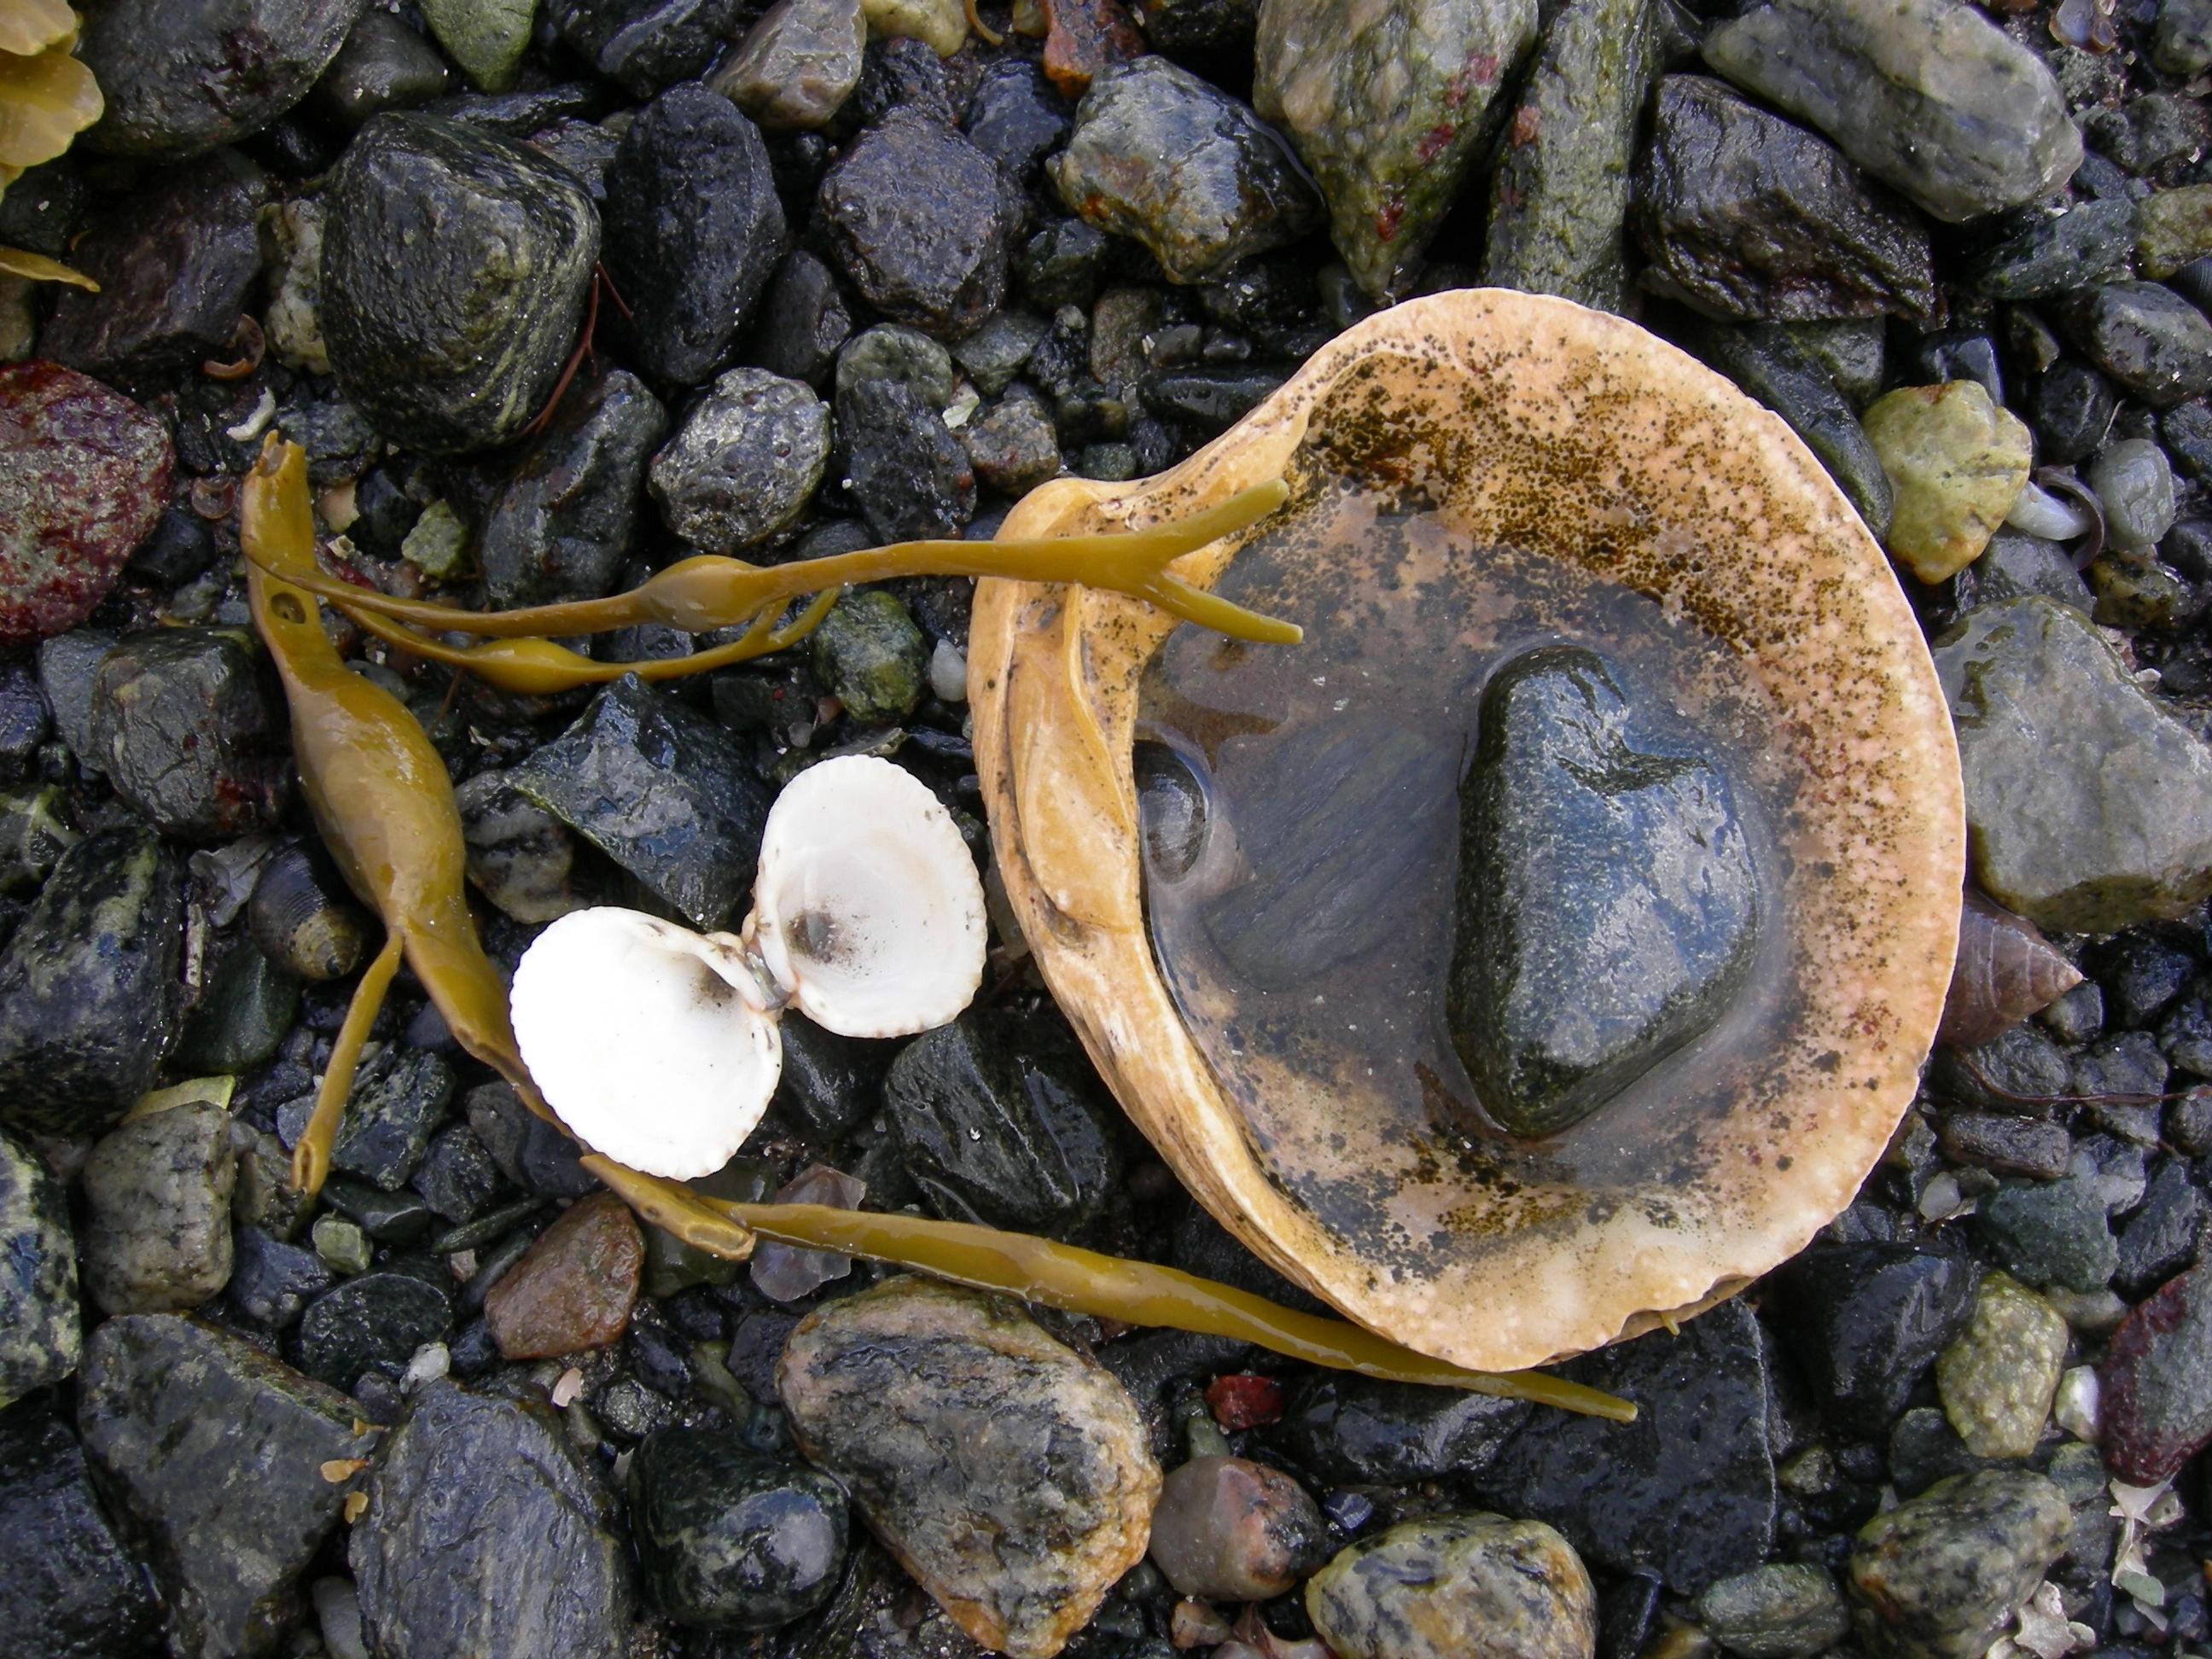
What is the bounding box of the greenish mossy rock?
[419,0,537,91]
[811,591,928,725]
[1863,381,2032,585]
[1447,647,1758,1139]
[1697,1563,1851,1659]
[1847,1468,2070,1659]
[0,783,76,894]
[0,1130,79,1408]
[1934,1272,2066,1459]
[1307,1512,1597,1659]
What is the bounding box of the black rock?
[352,1383,632,1659]
[509,674,771,930]
[602,83,789,387]
[1447,647,1759,1139]
[0,663,50,776]
[1767,1243,1981,1437]
[323,112,599,453]
[1976,1178,2120,1293]
[847,37,957,127]
[2164,400,2212,481]
[1936,1112,2071,1180]
[1021,218,1112,312]
[281,1047,455,1192]
[1633,77,1936,326]
[2029,360,2120,467]
[839,376,978,542]
[410,1123,512,1223]
[1926,1020,2070,1110]
[550,0,748,96]
[87,628,289,842]
[0,155,89,260]
[818,110,1017,338]
[0,827,180,1138]
[41,156,271,389]
[882,1007,1123,1234]
[649,366,831,553]
[965,59,1073,184]
[1141,368,1287,434]
[1473,1296,1776,1595]
[320,1179,438,1246]
[2064,282,2212,409]
[225,1226,335,1330]
[2116,1160,2204,1295]
[771,1013,888,1140]
[480,368,669,609]
[1968,199,2137,300]
[428,81,618,136]
[77,0,365,156]
[1690,323,1894,538]
[294,1272,455,1388]
[1270,1372,1530,1486]
[2092,934,2198,1029]
[78,1314,374,1659]
[1956,530,2094,614]
[175,945,299,1075]
[0,1128,79,1406]
[2072,1031,2170,1108]
[467,1082,600,1198]
[311,11,452,131]
[1886,1405,1996,1499]
[628,1429,849,1630]
[2164,978,2212,1081]
[125,508,216,588]
[744,250,853,388]
[0,1405,160,1659]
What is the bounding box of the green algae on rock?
[1863,381,2031,585]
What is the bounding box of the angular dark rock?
[480,369,667,609]
[2116,1160,2203,1295]
[1690,323,1893,538]
[2064,282,2212,410]
[311,12,453,131]
[743,250,853,388]
[2030,361,2119,468]
[818,111,1016,337]
[1270,1371,1530,1486]
[0,1405,161,1659]
[1936,1115,2070,1181]
[839,375,977,542]
[1967,200,2137,301]
[548,0,746,96]
[1767,1243,1980,1439]
[224,1228,335,1331]
[1976,1178,2118,1294]
[966,59,1073,184]
[89,629,290,842]
[602,83,789,386]
[175,946,299,1075]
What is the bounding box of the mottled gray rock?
[2157,0,2212,73]
[481,369,667,610]
[510,674,771,929]
[964,387,1062,495]
[323,113,599,453]
[78,1314,375,1659]
[1448,646,1757,1139]
[628,1431,848,1630]
[1976,1178,2119,1295]
[81,1101,237,1318]
[1934,597,2212,931]
[818,111,1016,337]
[0,827,181,1138]
[224,1228,335,1331]
[549,0,745,96]
[88,628,289,841]
[2064,282,2212,410]
[454,771,580,924]
[1255,0,1536,298]
[78,0,368,156]
[743,250,853,388]
[1483,0,1670,311]
[1307,1513,1597,1659]
[713,0,866,131]
[840,375,977,542]
[1846,1469,2070,1659]
[602,83,788,387]
[1699,1563,1851,1659]
[1702,0,2080,224]
[649,367,830,553]
[1051,57,1318,286]
[2087,439,2179,550]
[1149,1454,1329,1603]
[1271,1371,1528,1485]
[0,1130,78,1408]
[953,311,1046,397]
[1692,323,1892,537]
[0,1406,162,1659]
[1635,77,1935,326]
[1968,200,2136,301]
[1953,533,2094,615]
[353,1383,631,1659]
[777,1277,1158,1659]
[811,591,927,725]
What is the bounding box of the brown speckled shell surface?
[969,291,1964,1373]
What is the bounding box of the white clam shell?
[509,906,781,1179]
[749,754,987,1038]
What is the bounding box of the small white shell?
[749,754,987,1038]
[509,906,781,1179]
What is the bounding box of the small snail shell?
[249,843,373,982]
[1936,888,2083,1048]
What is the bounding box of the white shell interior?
[749,755,987,1038]
[509,906,782,1179]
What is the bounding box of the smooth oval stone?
[1306,1511,1598,1659]
[1447,646,1759,1138]
[627,1430,848,1630]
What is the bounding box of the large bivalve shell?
[970,291,1965,1374]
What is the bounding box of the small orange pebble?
[1205,1373,1286,1431]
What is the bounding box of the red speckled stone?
[484,1191,643,1360]
[0,362,172,647]
[2099,1260,2212,1485]
[1205,1372,1287,1430]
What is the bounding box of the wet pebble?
[2099,1258,2212,1484]
[1697,1563,1850,1659]
[484,1190,643,1360]
[79,1313,375,1659]
[628,1429,850,1629]
[0,1404,161,1659]
[177,945,300,1074]
[2065,282,2212,410]
[0,363,172,647]
[418,0,532,91]
[226,1226,336,1331]
[1307,1511,1598,1659]
[1863,381,2032,585]
[1147,1453,1329,1602]
[967,60,1073,185]
[1845,1468,2070,1659]
[1933,1272,2067,1459]
[839,322,957,410]
[745,250,853,388]
[840,375,978,541]
[649,367,830,553]
[1976,1176,2118,1295]
[89,628,290,841]
[0,1128,79,1406]
[2087,439,2179,551]
[1769,1243,1980,1438]
[714,0,868,131]
[1270,1370,1529,1486]
[818,111,1016,337]
[281,1048,455,1192]
[2115,1160,2203,1294]
[548,0,745,95]
[294,1271,454,1388]
[811,591,928,725]
[80,1098,236,1317]
[1935,1114,2070,1181]
[777,1276,1158,1658]
[313,12,452,131]
[1968,200,2137,301]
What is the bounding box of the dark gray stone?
[1447,646,1759,1139]
[509,674,771,930]
[2116,1160,2203,1295]
[839,375,977,542]
[81,1103,237,1318]
[353,1383,632,1659]
[78,0,368,156]
[2029,361,2118,467]
[2082,92,2209,176]
[1845,1469,2071,1659]
[2163,978,2212,1080]
[1051,57,1318,286]
[78,1314,374,1659]
[88,629,289,842]
[323,112,599,453]
[0,1129,79,1407]
[1976,1179,2119,1294]
[1767,1244,1981,1439]
[1697,1563,1851,1659]
[2087,439,2179,550]
[743,250,852,388]
[1691,323,1893,538]
[0,1405,161,1659]
[844,37,955,128]
[224,1227,335,1330]
[952,311,1046,398]
[1307,1512,1598,1659]
[1634,77,1936,327]
[1936,1114,2070,1180]
[628,1430,849,1630]
[1927,1019,2070,1111]
[480,369,667,610]
[1473,1296,1776,1594]
[1141,368,1287,434]
[549,0,747,96]
[836,323,957,410]
[602,83,789,387]
[963,386,1062,496]
[410,1124,511,1223]
[2157,0,2212,73]
[294,1272,454,1389]
[0,827,180,1138]
[883,1008,1123,1235]
[41,157,271,389]
[965,59,1072,185]
[318,1179,438,1245]
[810,591,927,725]
[770,1014,886,1139]
[1967,200,2136,301]
[1953,533,2094,616]
[311,12,452,131]
[1020,218,1111,312]
[175,946,299,1075]
[1269,1372,1529,1486]
[818,110,1017,338]
[648,367,830,554]
[280,1048,455,1192]
[2065,282,2212,410]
